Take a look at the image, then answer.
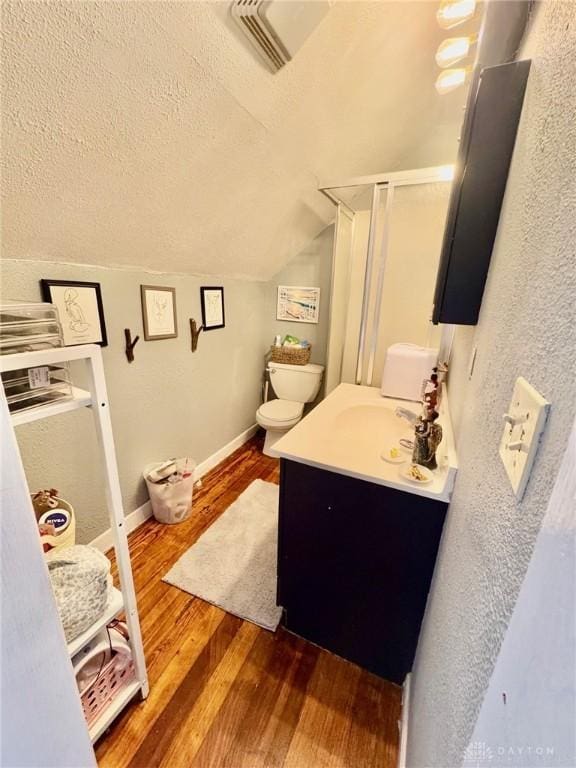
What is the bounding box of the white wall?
[325,209,354,394]
[407,4,576,766]
[1,1,465,281]
[265,226,333,366]
[445,325,476,444]
[464,419,575,768]
[0,395,96,767]
[1,259,269,542]
[341,209,370,383]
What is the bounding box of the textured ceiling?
[1,1,466,279]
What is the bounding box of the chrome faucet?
[395,406,421,426]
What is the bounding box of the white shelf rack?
[0,344,148,744]
[88,680,142,743]
[68,586,124,658]
[10,385,92,427]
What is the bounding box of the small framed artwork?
[140,285,178,340]
[200,287,225,331]
[40,279,108,346]
[276,286,320,324]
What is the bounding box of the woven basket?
[270,345,312,366]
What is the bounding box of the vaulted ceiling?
[1,1,466,279]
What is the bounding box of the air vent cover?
[231,0,331,72]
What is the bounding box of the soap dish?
[381,445,406,464]
[400,464,433,484]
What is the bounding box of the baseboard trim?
[398,672,411,768]
[194,423,258,478]
[90,423,259,553]
[90,500,153,553]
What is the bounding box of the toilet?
[256,361,324,456]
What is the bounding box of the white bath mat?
[163,480,282,631]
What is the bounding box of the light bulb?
[438,165,455,181]
[436,36,473,68]
[435,68,468,95]
[436,0,476,29]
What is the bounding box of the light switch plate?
[499,377,550,500]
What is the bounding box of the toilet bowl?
[256,361,324,456]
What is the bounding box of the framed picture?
[276,286,320,324]
[200,287,225,331]
[40,280,108,346]
[140,285,178,340]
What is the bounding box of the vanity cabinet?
[277,459,447,684]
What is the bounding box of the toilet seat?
[258,399,303,421]
[256,399,303,429]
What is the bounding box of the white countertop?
[271,383,458,502]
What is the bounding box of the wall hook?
[189,318,204,352]
[124,328,140,363]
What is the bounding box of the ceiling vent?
[231,0,331,72]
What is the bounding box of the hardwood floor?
[96,435,402,768]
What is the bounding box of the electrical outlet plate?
[499,377,550,500]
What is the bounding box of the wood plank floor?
[96,435,402,768]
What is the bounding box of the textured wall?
[266,225,334,365]
[1,260,269,542]
[407,4,576,766]
[0,1,465,281]
[446,325,476,445]
[465,419,575,767]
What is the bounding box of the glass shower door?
[322,168,452,392]
[370,181,450,386]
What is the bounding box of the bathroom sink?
[272,383,458,502]
[333,403,408,441]
[328,403,412,462]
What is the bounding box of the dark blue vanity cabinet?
[276,459,448,685]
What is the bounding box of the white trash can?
[144,458,196,525]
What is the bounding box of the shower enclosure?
[321,166,454,394]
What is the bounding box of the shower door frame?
[320,165,455,387]
[324,202,355,395]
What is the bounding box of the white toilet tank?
[268,362,324,403]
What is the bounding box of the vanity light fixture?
[435,67,470,95]
[435,35,476,68]
[437,164,456,181]
[436,0,476,29]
